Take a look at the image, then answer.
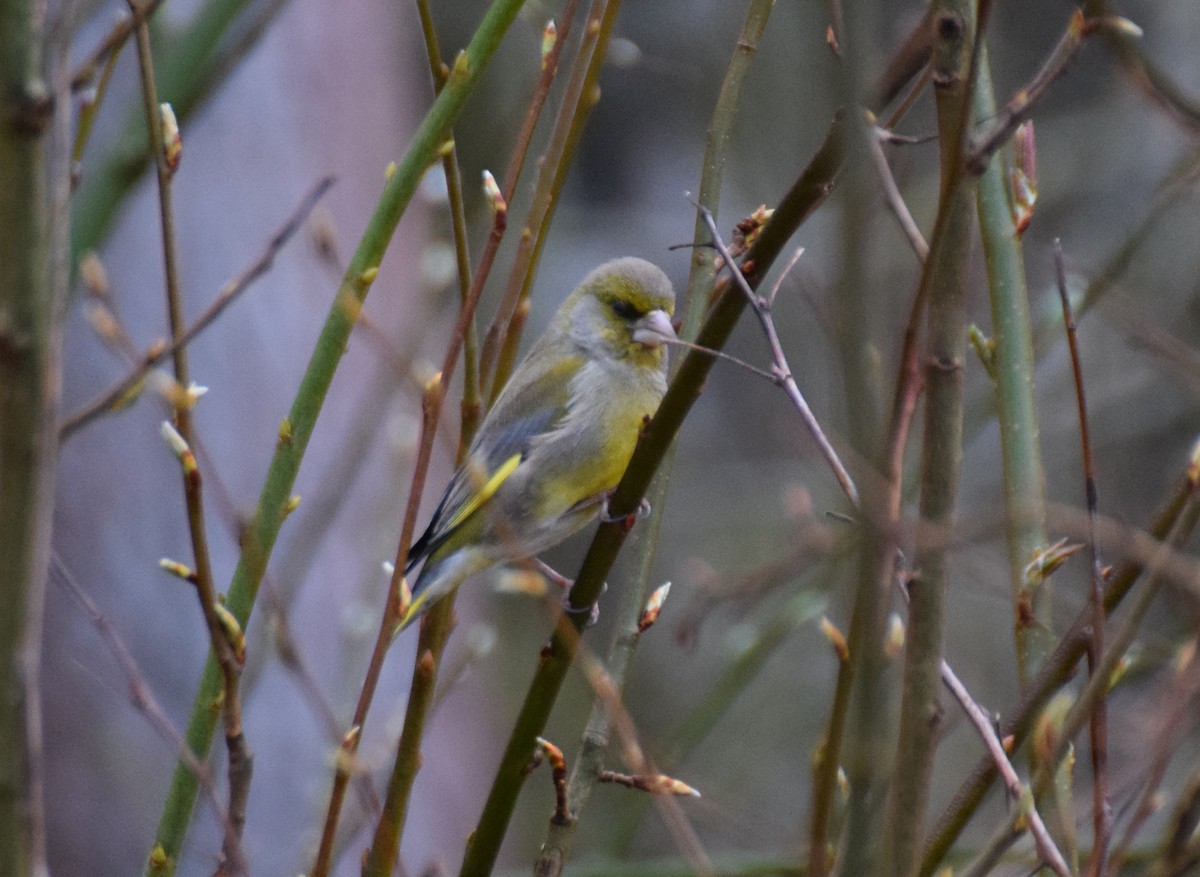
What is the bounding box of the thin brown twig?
[60,176,335,440]
[186,429,383,819]
[70,0,168,90]
[1054,238,1111,876]
[482,0,610,403]
[127,4,253,868]
[698,206,859,508]
[476,0,581,386]
[965,10,1092,174]
[571,637,714,877]
[1111,633,1200,867]
[938,648,1071,876]
[867,121,929,262]
[312,178,499,870]
[50,555,247,874]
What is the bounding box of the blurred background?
[47,0,1200,874]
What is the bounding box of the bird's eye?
[609,298,641,321]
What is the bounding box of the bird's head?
[560,257,677,369]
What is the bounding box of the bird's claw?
[599,496,651,530]
[560,582,607,627]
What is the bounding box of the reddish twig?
[476,0,581,387]
[1054,238,1111,876]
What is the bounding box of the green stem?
[883,0,976,872]
[973,46,1052,685]
[143,3,528,873]
[0,1,61,874]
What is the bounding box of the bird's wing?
[405,349,584,570]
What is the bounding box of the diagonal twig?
[939,652,1071,876]
[60,176,335,440]
[697,205,859,508]
[51,555,247,875]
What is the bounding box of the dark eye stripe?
[609,298,641,320]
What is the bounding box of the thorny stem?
[127,4,252,870]
[1054,239,1111,877]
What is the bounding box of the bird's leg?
[598,494,652,531]
[534,558,605,627]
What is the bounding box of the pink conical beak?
[632,308,676,349]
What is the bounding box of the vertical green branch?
[0,2,62,876]
[830,4,891,877]
[144,2,528,873]
[973,48,1051,684]
[883,1,976,874]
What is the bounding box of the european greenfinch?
[398,257,677,632]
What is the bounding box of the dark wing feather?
[405,350,583,570]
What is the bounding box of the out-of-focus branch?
[52,557,246,875]
[921,447,1200,875]
[0,1,65,872]
[61,177,335,440]
[72,0,297,265]
[883,0,976,870]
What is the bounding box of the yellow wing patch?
[444,452,522,532]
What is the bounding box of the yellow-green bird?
[398,257,677,633]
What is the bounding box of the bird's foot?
[598,496,651,531]
[559,581,607,628]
